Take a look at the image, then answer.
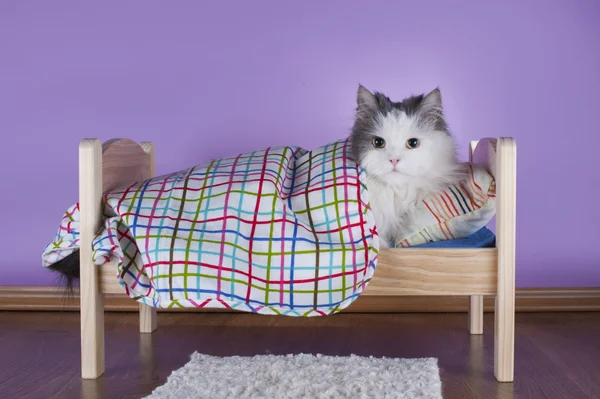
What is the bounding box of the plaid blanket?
[42,139,380,316]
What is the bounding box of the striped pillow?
[395,163,496,247]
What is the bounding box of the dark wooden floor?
[0,312,599,399]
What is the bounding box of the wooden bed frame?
[78,137,516,382]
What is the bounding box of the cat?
[349,85,466,248]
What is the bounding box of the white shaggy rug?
[143,352,442,399]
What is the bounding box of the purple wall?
[1,1,599,287]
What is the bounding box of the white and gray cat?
[349,85,467,248]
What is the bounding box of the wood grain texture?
[78,139,105,379]
[469,295,484,334]
[140,141,156,177]
[1,311,599,399]
[368,249,498,295]
[98,265,126,294]
[101,138,151,192]
[139,302,157,333]
[2,286,599,312]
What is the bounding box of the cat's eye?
[372,137,386,149]
[406,138,420,149]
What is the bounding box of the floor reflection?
[81,377,106,399]
[468,333,514,399]
[140,332,158,380]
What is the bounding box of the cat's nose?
[389,158,400,166]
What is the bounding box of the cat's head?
[350,85,462,187]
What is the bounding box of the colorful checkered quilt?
[42,139,380,316]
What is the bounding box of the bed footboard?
[489,138,517,382]
[475,137,516,382]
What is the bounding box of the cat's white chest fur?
[366,176,422,248]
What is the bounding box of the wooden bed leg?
[79,139,105,379]
[494,138,516,383]
[468,295,483,335]
[140,304,157,333]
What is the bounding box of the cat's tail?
[47,250,80,294]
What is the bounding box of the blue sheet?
[410,227,495,248]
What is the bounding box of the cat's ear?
[356,85,378,114]
[418,87,447,131]
[420,87,443,113]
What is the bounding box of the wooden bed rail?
[367,248,498,296]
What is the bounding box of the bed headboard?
[101,138,154,192]
[79,138,155,232]
[78,139,156,372]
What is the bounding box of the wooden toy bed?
[78,137,516,382]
